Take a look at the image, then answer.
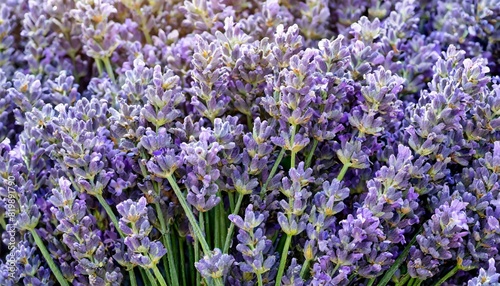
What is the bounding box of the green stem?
[433,265,459,286]
[220,201,227,248]
[188,238,195,285]
[223,193,244,253]
[275,234,292,286]
[395,274,410,286]
[102,56,116,83]
[305,139,318,169]
[153,265,168,286]
[257,272,264,286]
[145,269,159,286]
[347,272,357,284]
[366,277,376,286]
[260,148,285,197]
[290,125,297,169]
[228,192,235,213]
[138,150,150,177]
[171,231,180,281]
[165,229,180,286]
[408,278,416,286]
[212,208,219,248]
[246,113,253,131]
[200,211,206,244]
[139,268,149,285]
[129,269,137,286]
[275,233,287,254]
[30,229,69,286]
[166,175,224,286]
[299,259,311,279]
[96,194,125,238]
[378,227,421,286]
[179,237,188,286]
[270,229,279,244]
[194,236,200,286]
[95,58,103,76]
[141,24,153,45]
[164,265,171,286]
[154,202,171,283]
[215,201,224,249]
[166,175,211,255]
[331,264,340,277]
[336,163,351,182]
[0,216,6,230]
[207,210,214,248]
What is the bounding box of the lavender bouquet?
[1,0,500,285]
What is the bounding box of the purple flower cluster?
[1,0,500,285]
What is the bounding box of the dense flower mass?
[0,0,500,285]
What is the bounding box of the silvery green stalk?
[164,175,224,286]
[223,168,258,253]
[16,185,69,286]
[275,163,312,286]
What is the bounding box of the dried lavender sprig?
[276,163,311,286]
[140,147,172,281]
[165,174,224,286]
[29,229,70,286]
[140,127,182,285]
[223,168,257,254]
[154,202,179,286]
[223,193,244,253]
[229,204,274,286]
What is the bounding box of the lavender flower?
[115,196,167,272]
[195,248,234,280]
[229,205,276,280]
[468,259,500,286]
[336,140,370,170]
[141,65,185,128]
[2,1,500,285]
[409,199,470,279]
[181,127,223,212]
[49,177,123,284]
[0,4,16,76]
[71,0,120,60]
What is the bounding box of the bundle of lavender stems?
[1,0,500,285]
